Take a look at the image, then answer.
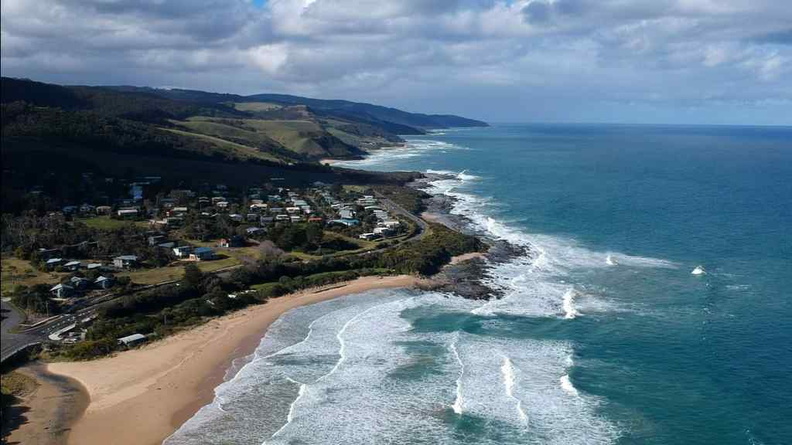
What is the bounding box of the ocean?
[166,124,792,445]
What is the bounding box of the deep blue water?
[168,124,791,445]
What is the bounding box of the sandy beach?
[46,275,418,445]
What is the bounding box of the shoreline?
[46,275,419,445]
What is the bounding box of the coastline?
[46,275,419,445]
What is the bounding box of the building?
[172,246,192,258]
[328,219,360,227]
[113,255,139,269]
[148,235,167,246]
[50,283,75,298]
[190,247,216,261]
[373,226,394,236]
[246,227,265,235]
[219,236,245,248]
[117,208,139,218]
[45,258,64,270]
[70,276,91,289]
[63,260,82,271]
[381,219,401,228]
[359,233,381,241]
[118,333,146,347]
[95,276,115,289]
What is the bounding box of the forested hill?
[1,77,486,164]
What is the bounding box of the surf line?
[266,299,402,442]
[266,377,307,442]
[450,332,465,414]
[501,356,528,425]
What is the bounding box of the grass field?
[163,127,282,163]
[78,216,148,230]
[232,102,282,112]
[1,256,64,295]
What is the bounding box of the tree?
[183,263,204,289]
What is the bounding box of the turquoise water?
[167,124,792,445]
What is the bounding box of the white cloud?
[1,0,791,124]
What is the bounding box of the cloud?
[1,0,791,124]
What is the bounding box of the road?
[1,300,46,362]
[373,191,429,242]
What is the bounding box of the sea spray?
[450,333,465,414]
[501,357,528,424]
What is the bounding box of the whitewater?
[166,124,792,445]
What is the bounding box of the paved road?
[373,192,429,242]
[1,300,46,362]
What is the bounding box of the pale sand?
[47,275,419,445]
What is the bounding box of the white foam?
[562,289,579,319]
[502,356,528,424]
[560,374,579,397]
[450,333,465,414]
[605,254,617,266]
[691,265,706,275]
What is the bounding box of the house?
[63,261,82,271]
[157,242,176,249]
[219,236,245,248]
[373,226,394,236]
[79,204,96,214]
[382,219,401,228]
[359,233,380,241]
[190,247,216,261]
[45,258,65,270]
[229,214,244,222]
[87,263,104,270]
[50,283,75,298]
[308,216,324,223]
[113,255,139,269]
[172,246,192,258]
[328,219,360,227]
[290,215,302,223]
[260,216,274,224]
[62,205,79,214]
[148,235,167,246]
[249,203,268,211]
[216,201,229,209]
[70,276,91,289]
[118,333,146,347]
[275,214,290,221]
[286,207,301,214]
[95,276,115,289]
[96,206,112,215]
[117,208,139,218]
[246,213,259,222]
[246,227,265,235]
[339,209,355,220]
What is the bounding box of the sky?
[2,0,791,125]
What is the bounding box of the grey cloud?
[1,0,790,125]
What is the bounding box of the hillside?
[2,78,486,165]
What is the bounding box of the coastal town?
[1,75,489,445]
[1,173,436,359]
